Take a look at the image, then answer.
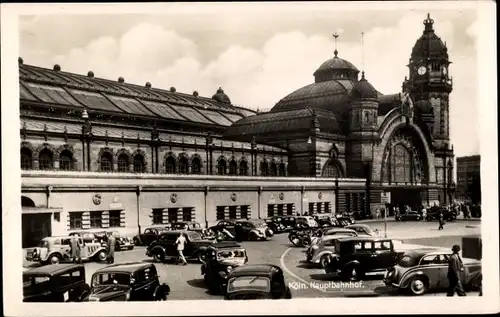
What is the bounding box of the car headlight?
[227,266,233,272]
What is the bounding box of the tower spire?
[423,13,434,32]
[361,32,365,72]
[333,32,339,57]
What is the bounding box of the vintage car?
[307,235,356,267]
[133,225,172,246]
[224,264,292,300]
[23,264,90,302]
[383,249,482,295]
[295,216,318,228]
[345,224,380,237]
[69,231,100,243]
[84,262,170,301]
[146,230,216,263]
[94,231,135,251]
[425,208,457,221]
[323,237,401,280]
[200,242,248,294]
[395,211,422,221]
[171,221,204,233]
[281,216,298,231]
[265,217,286,234]
[314,214,338,227]
[339,212,357,224]
[209,219,269,241]
[26,236,108,265]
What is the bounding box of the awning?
[22,207,63,214]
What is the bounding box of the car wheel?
[153,251,165,263]
[97,250,107,262]
[249,232,258,241]
[409,277,428,295]
[49,254,61,265]
[133,237,141,246]
[320,255,330,268]
[154,286,167,301]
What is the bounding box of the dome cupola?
[411,14,448,60]
[350,71,378,101]
[313,49,360,83]
[212,87,231,104]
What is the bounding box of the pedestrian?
[375,208,380,219]
[421,206,427,220]
[447,245,466,296]
[107,232,116,264]
[438,211,444,230]
[176,232,188,265]
[70,234,82,264]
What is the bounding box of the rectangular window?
[167,208,178,223]
[182,208,193,222]
[216,206,225,220]
[267,205,274,217]
[152,208,163,225]
[109,210,122,227]
[287,204,294,215]
[325,202,331,213]
[89,211,102,228]
[308,202,314,214]
[69,212,83,230]
[240,205,249,219]
[229,206,237,219]
[277,204,284,216]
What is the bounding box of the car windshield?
[227,276,271,293]
[188,232,202,241]
[217,249,246,259]
[398,254,420,267]
[92,272,131,287]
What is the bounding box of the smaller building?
[456,155,481,204]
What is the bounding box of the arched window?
[165,156,176,174]
[323,160,341,178]
[270,162,278,176]
[100,152,113,172]
[21,148,32,170]
[229,160,237,176]
[38,149,53,170]
[191,157,202,174]
[388,144,413,183]
[278,163,286,176]
[133,154,145,173]
[117,153,129,172]
[239,160,248,176]
[217,159,227,175]
[260,161,269,176]
[59,150,73,171]
[178,157,189,174]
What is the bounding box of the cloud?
[19,12,479,156]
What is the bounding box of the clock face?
[417,66,427,75]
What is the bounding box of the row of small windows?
[21,147,287,176]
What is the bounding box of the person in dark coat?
[70,235,82,264]
[447,244,466,296]
[438,211,444,230]
[107,232,116,264]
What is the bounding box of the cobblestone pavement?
[23,220,480,299]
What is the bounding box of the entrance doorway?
[22,213,52,248]
[389,188,423,213]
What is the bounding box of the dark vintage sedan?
[171,221,204,233]
[84,262,170,301]
[224,264,292,300]
[396,211,422,221]
[146,231,216,262]
[383,249,482,295]
[95,231,135,251]
[23,264,90,302]
[133,225,172,246]
[201,242,248,294]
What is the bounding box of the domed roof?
[350,72,378,101]
[411,14,448,60]
[212,87,231,104]
[313,50,360,83]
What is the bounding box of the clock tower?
[402,13,454,205]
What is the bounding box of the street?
[23,220,481,299]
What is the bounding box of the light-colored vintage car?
[26,236,108,265]
[306,234,356,267]
[383,248,482,295]
[344,224,380,237]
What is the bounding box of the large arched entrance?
[381,127,429,212]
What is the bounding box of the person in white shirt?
[175,233,188,265]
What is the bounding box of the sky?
[18,3,480,157]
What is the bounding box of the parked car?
[281,216,298,231]
[26,236,108,265]
[171,221,204,234]
[425,208,457,221]
[84,262,170,301]
[339,212,357,224]
[133,225,172,246]
[95,231,135,251]
[265,217,286,234]
[307,228,358,251]
[306,235,355,267]
[323,237,402,280]
[396,211,422,221]
[146,230,216,263]
[295,216,318,228]
[23,264,90,302]
[314,214,338,227]
[224,264,292,300]
[383,248,482,295]
[69,231,100,243]
[201,242,248,294]
[210,219,269,241]
[345,224,380,237]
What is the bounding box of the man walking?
[107,232,116,264]
[70,235,82,264]
[438,211,444,230]
[176,233,188,265]
[447,244,466,296]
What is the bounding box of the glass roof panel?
[170,106,215,124]
[140,100,188,121]
[19,83,38,101]
[197,109,232,126]
[219,112,244,123]
[69,89,124,112]
[106,95,157,117]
